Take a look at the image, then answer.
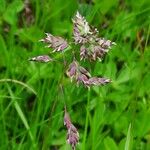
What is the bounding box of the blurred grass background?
[0,0,150,149]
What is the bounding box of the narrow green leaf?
[125,123,132,150]
[7,85,37,148]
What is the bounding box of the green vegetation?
[0,0,150,149]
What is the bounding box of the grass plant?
[0,0,150,150]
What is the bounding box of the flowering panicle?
[80,38,116,61]
[40,33,68,52]
[66,61,111,87]
[29,10,116,149]
[73,12,116,61]
[64,107,79,150]
[72,11,99,44]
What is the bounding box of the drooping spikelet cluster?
[66,61,110,87]
[64,107,79,150]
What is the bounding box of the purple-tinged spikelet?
[28,55,53,63]
[66,61,90,85]
[72,11,99,45]
[86,77,111,87]
[80,38,116,61]
[64,107,79,150]
[66,61,78,82]
[73,11,116,61]
[72,11,91,44]
[66,61,111,87]
[40,33,68,52]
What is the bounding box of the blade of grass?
[0,79,37,95]
[145,24,150,49]
[7,84,37,148]
[125,123,132,150]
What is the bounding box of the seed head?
[66,61,111,87]
[72,11,97,44]
[86,77,111,87]
[66,61,90,85]
[28,55,53,63]
[66,61,78,82]
[64,107,79,150]
[73,11,116,61]
[80,38,116,61]
[40,33,68,52]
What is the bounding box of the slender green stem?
[82,88,91,150]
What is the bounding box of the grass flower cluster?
[0,0,149,149]
[29,11,116,149]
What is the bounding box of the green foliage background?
[0,0,150,149]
